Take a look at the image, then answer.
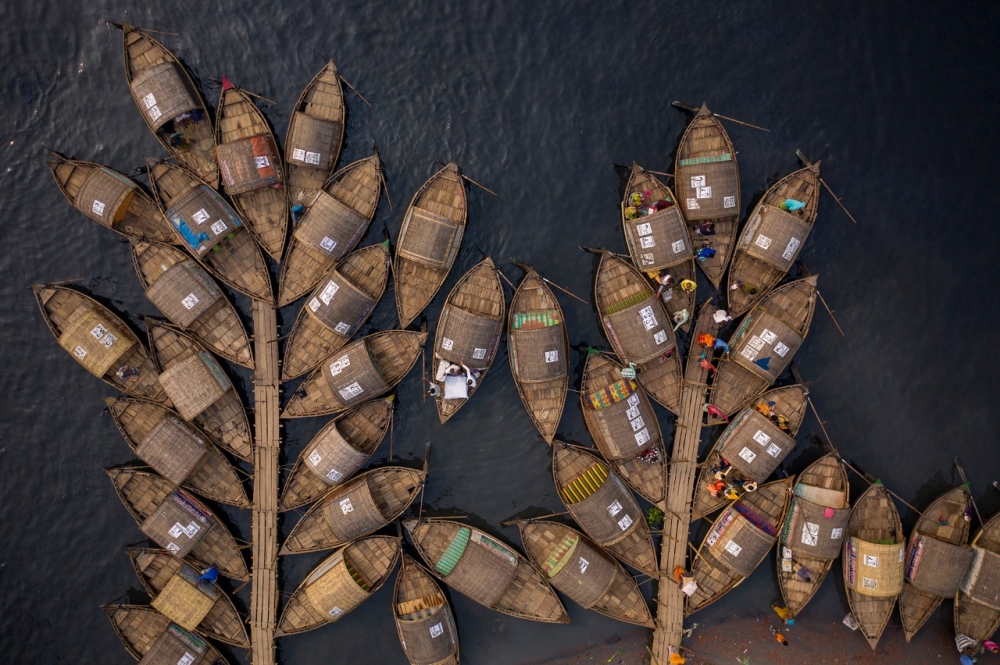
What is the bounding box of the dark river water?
[2,1,1000,663]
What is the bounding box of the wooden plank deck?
[651,300,716,662]
[250,300,280,665]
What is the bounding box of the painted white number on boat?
[329,356,350,376]
[696,186,712,199]
[672,240,685,253]
[292,148,306,162]
[255,156,270,169]
[143,93,157,109]
[441,338,454,351]
[724,196,736,208]
[210,220,227,236]
[653,330,667,345]
[100,333,116,348]
[766,443,782,458]
[748,335,765,350]
[690,175,706,188]
[338,382,364,400]
[92,200,106,216]
[755,234,772,250]
[641,252,655,265]
[686,198,700,210]
[753,430,771,446]
[305,151,321,165]
[625,405,640,420]
[738,447,757,463]
[308,450,323,466]
[862,577,878,590]
[607,501,623,517]
[863,554,879,568]
[472,348,487,360]
[168,522,186,538]
[640,235,656,248]
[801,522,819,547]
[636,222,653,236]
[177,653,195,665]
[618,514,633,530]
[544,350,558,363]
[578,557,589,574]
[627,394,640,408]
[182,293,199,310]
[334,322,351,334]
[326,468,343,482]
[340,498,354,515]
[831,527,844,540]
[634,428,650,446]
[774,342,789,357]
[148,105,161,121]
[90,324,108,340]
[309,298,321,312]
[166,542,180,553]
[329,606,343,617]
[192,208,210,224]
[630,416,645,432]
[760,329,777,345]
[740,345,758,361]
[782,237,801,261]
[73,346,87,359]
[319,236,337,253]
[725,540,743,556]
[639,306,657,331]
[429,623,444,638]
[320,280,339,305]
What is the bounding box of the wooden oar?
[415,442,432,523]
[797,261,845,337]
[339,75,372,108]
[373,144,394,211]
[647,170,675,179]
[820,178,859,224]
[955,457,983,527]
[461,173,497,197]
[671,101,770,132]
[107,22,180,37]
[509,258,589,305]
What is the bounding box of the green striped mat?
[436,527,471,576]
[678,153,733,167]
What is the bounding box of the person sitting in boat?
[697,332,716,348]
[624,205,639,220]
[679,279,697,293]
[697,221,716,236]
[695,246,717,261]
[780,198,806,212]
[712,309,733,327]
[650,198,673,212]
[656,272,675,300]
[713,338,730,357]
[698,354,718,375]
[704,404,728,421]
[730,279,760,295]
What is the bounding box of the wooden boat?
[590,248,682,413]
[281,466,425,554]
[517,520,654,627]
[46,155,176,243]
[551,445,657,575]
[507,265,569,443]
[843,481,905,650]
[692,385,809,519]
[431,258,505,424]
[282,243,391,381]
[132,241,253,368]
[278,154,382,306]
[276,535,400,636]
[900,484,973,641]
[147,321,253,460]
[394,163,467,327]
[121,24,217,188]
[107,467,249,581]
[279,398,394,511]
[105,604,229,664]
[393,554,461,665]
[686,477,794,615]
[404,518,569,624]
[955,511,1000,641]
[777,453,851,618]
[125,547,249,648]
[31,284,169,405]
[282,330,426,418]
[728,159,821,316]
[621,162,696,332]
[285,60,346,210]
[147,160,272,302]
[673,103,740,287]
[708,275,818,421]
[106,397,248,507]
[579,349,666,506]
[215,78,288,259]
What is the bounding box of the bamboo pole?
[339,75,372,108]
[817,290,846,337]
[955,457,983,527]
[820,178,859,224]
[461,173,498,197]
[242,89,277,105]
[671,101,770,132]
[510,258,590,305]
[647,170,675,179]
[495,267,517,291]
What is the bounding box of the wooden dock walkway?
[250,300,280,665]
[651,300,716,662]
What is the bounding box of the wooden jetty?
[249,299,280,665]
[651,301,716,661]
